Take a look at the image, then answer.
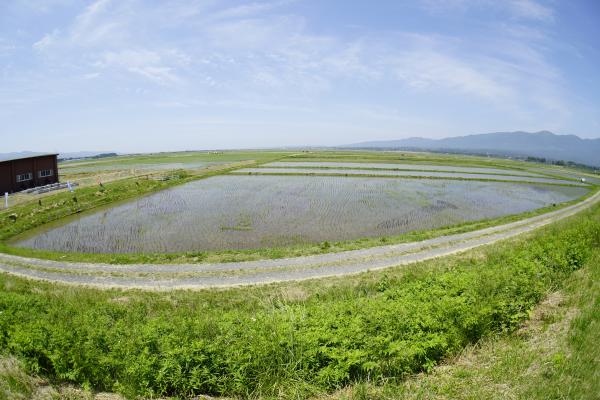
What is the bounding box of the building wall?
[0,163,11,195]
[0,155,59,194]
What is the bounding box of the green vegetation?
[60,150,289,170]
[56,150,293,192]
[330,240,600,400]
[1,175,184,241]
[0,356,96,400]
[285,151,541,170]
[531,254,600,399]
[0,202,598,399]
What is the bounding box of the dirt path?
[1,190,599,290]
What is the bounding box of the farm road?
[1,189,599,290]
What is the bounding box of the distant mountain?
[0,151,53,162]
[344,131,600,167]
[58,151,119,160]
[0,151,118,162]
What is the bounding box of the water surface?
[15,175,588,254]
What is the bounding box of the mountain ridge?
[344,131,600,167]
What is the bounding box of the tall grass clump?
[0,205,598,399]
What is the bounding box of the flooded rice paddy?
[14,175,589,254]
[60,161,225,174]
[239,168,581,185]
[529,168,600,185]
[265,162,546,177]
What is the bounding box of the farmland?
[7,151,593,257]
[0,150,599,399]
[58,150,290,184]
[12,176,588,254]
[237,167,581,185]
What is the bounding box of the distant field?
[58,150,290,186]
[237,167,582,185]
[264,161,548,176]
[5,150,289,209]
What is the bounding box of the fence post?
[4,192,7,209]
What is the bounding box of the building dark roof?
[0,153,59,163]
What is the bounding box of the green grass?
[60,150,292,169]
[0,357,36,400]
[287,151,600,183]
[1,176,182,240]
[0,356,96,400]
[0,201,598,399]
[523,252,600,399]
[56,151,294,191]
[285,151,542,170]
[329,240,600,400]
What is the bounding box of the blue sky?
[1,0,599,153]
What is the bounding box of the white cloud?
[15,0,76,13]
[392,50,513,99]
[97,49,188,84]
[420,0,555,23]
[30,0,191,85]
[419,0,472,13]
[508,0,554,22]
[69,0,127,45]
[209,0,295,20]
[33,29,60,50]
[82,72,100,79]
[205,15,307,50]
[32,0,128,51]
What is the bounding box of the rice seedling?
[238,167,582,185]
[13,175,589,254]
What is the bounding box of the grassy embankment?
[0,201,598,399]
[330,241,600,400]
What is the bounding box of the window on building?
[39,169,53,178]
[16,172,33,182]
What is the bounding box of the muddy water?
[14,175,589,254]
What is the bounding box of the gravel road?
[1,190,598,291]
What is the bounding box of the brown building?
[0,154,59,194]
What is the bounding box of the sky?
[1,0,599,153]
